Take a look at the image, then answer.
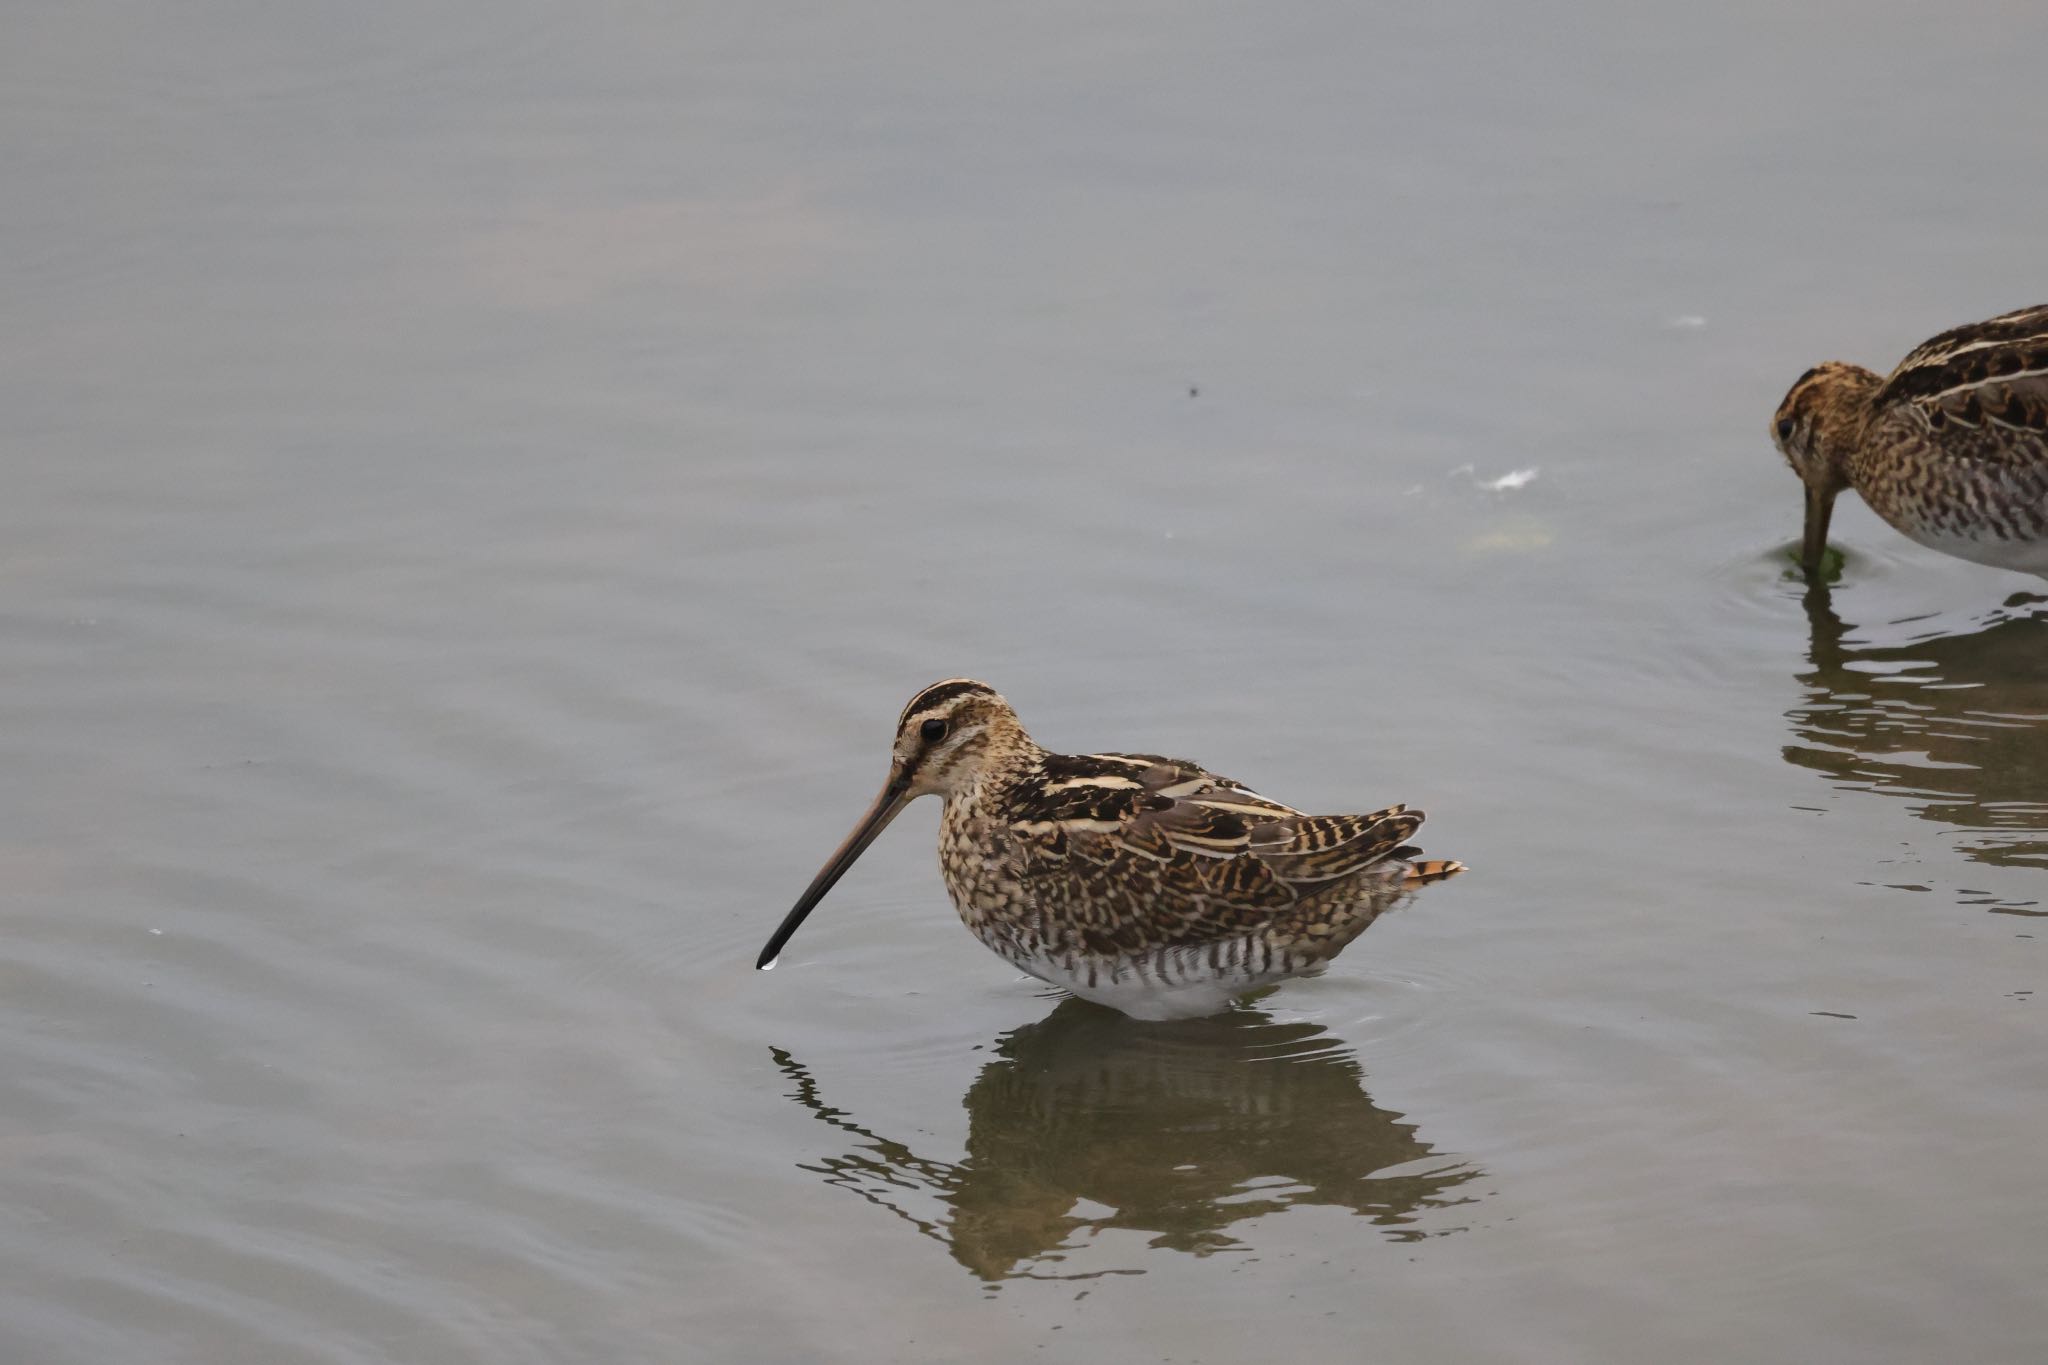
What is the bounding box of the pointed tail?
[1398,858,1465,888]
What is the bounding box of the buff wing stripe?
[1880,303,2048,436]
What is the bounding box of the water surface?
[5,3,2048,1361]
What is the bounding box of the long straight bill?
[756,778,911,970]
[1801,484,1836,577]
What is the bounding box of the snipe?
[756,680,1462,1020]
[1773,303,2048,579]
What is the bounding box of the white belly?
[1003,943,1303,1021]
[1905,525,2048,576]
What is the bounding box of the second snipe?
[756,680,1462,1020]
[1773,303,2048,579]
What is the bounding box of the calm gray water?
[5,3,2047,1361]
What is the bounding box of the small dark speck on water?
[1188,385,1199,397]
[1811,1011,1857,1020]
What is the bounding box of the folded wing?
[1001,751,1439,954]
[1879,304,2048,444]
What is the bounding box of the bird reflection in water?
[771,1000,1481,1282]
[1788,587,2048,904]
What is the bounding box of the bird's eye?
[1775,418,1795,440]
[919,718,947,743]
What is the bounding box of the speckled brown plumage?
[758,680,1462,1020]
[1772,304,2048,577]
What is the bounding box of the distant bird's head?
[1771,361,1882,576]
